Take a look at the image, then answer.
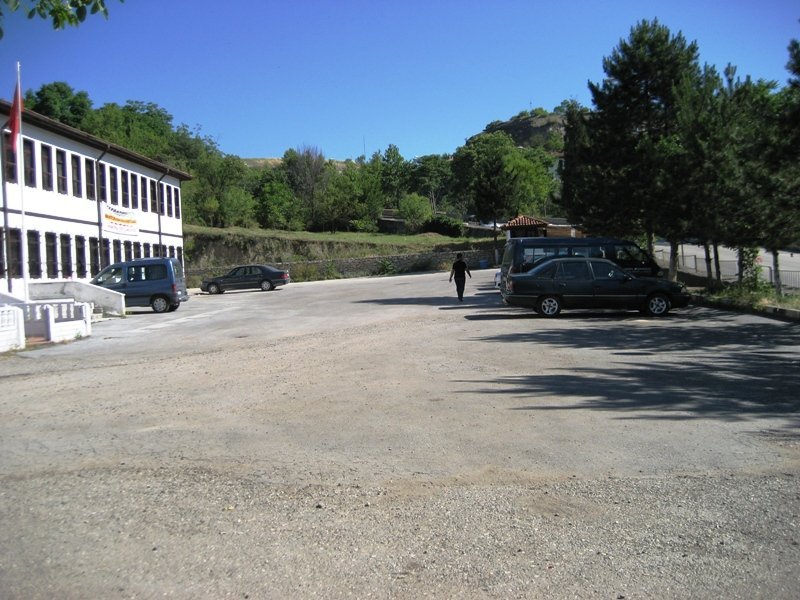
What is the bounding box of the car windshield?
[94,266,124,284]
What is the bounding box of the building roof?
[0,100,192,181]
[500,215,549,230]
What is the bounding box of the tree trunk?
[737,248,744,285]
[713,243,722,284]
[704,243,714,289]
[646,231,655,256]
[669,240,679,282]
[772,249,783,297]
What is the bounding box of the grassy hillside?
[183,224,497,275]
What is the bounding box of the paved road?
[1,270,799,598]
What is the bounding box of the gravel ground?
[1,272,798,599]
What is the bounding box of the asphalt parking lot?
[1,269,799,598]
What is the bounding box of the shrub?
[376,258,397,275]
[423,215,464,237]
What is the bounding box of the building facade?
[1,100,191,297]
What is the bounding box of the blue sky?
[1,1,797,161]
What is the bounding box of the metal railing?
[654,250,799,290]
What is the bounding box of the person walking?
[449,253,472,301]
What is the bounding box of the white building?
[1,100,191,297]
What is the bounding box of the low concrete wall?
[0,305,25,352]
[187,249,498,283]
[22,300,93,342]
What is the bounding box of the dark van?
[91,257,189,313]
[500,237,662,287]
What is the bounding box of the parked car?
[91,257,189,313]
[500,257,690,317]
[200,264,289,294]
[499,237,663,292]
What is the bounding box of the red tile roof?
[501,215,548,229]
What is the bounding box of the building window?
[75,236,87,278]
[7,228,22,277]
[150,180,158,212]
[60,234,73,278]
[98,164,107,201]
[159,183,165,215]
[71,155,82,197]
[124,240,132,261]
[174,188,181,218]
[56,149,67,194]
[27,230,42,278]
[166,186,173,217]
[133,242,141,259]
[41,144,53,191]
[140,176,148,212]
[3,133,16,183]
[23,139,36,187]
[131,173,139,209]
[121,170,129,207]
[45,232,57,278]
[85,159,96,199]
[102,238,111,269]
[109,167,118,205]
[89,237,100,275]
[143,243,151,258]
[113,239,122,263]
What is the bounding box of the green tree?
[219,187,256,228]
[407,154,451,214]
[380,144,408,208]
[566,19,702,278]
[319,162,359,232]
[351,152,385,230]
[0,0,123,39]
[249,166,300,230]
[282,146,329,230]
[453,131,546,250]
[670,65,731,286]
[398,193,432,232]
[23,81,92,128]
[182,152,250,228]
[82,100,175,161]
[765,38,800,294]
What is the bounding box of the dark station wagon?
[200,264,289,294]
[501,257,690,317]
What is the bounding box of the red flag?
[9,82,22,154]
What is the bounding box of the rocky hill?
[480,111,565,149]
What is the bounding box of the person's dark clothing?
[451,260,468,279]
[450,259,471,301]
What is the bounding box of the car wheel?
[261,280,275,291]
[168,303,180,312]
[207,282,221,294]
[537,295,562,317]
[645,293,670,316]
[152,296,170,313]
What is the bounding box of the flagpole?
[14,62,28,302]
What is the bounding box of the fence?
[654,250,800,290]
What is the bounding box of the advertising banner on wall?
[102,203,139,236]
